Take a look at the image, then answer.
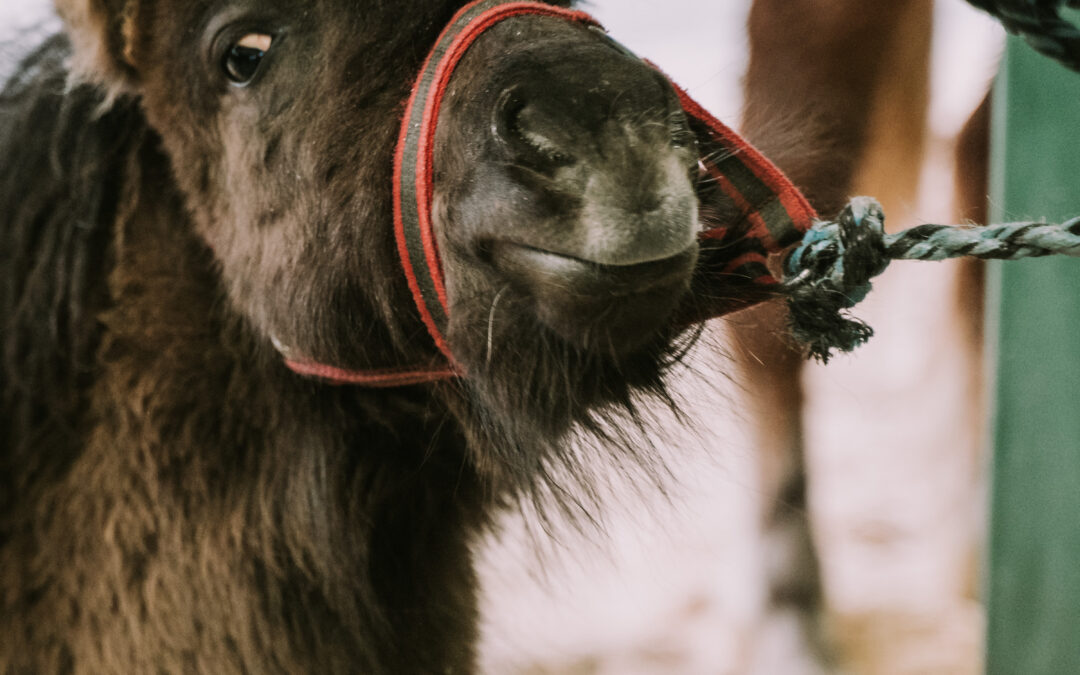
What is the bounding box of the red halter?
[284,0,817,386]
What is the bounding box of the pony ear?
[54,0,140,100]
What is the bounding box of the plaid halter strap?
[284,0,817,387]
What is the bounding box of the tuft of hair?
[474,322,744,583]
[53,0,139,107]
[445,289,716,540]
[0,32,141,525]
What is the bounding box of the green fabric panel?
[987,23,1080,675]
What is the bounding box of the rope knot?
[782,196,889,362]
[779,193,1080,361]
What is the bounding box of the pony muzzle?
[283,0,817,385]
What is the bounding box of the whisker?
[485,285,509,370]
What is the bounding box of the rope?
[966,0,1080,71]
[782,196,1080,362]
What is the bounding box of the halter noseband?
[284,0,817,386]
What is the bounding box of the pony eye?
[223,33,273,85]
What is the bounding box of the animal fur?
[0,1,756,672]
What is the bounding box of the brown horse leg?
[729,301,831,672]
[954,92,990,356]
[736,1,934,670]
[953,91,991,609]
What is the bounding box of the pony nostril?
[492,88,524,143]
[493,89,573,166]
[640,194,663,214]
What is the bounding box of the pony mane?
[0,33,143,518]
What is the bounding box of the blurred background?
[0,1,1008,673]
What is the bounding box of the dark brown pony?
[0,0,775,672]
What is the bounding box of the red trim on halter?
[393,1,598,367]
[419,4,598,306]
[675,86,816,225]
[284,359,458,388]
[668,79,817,260]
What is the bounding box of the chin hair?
[447,295,720,536]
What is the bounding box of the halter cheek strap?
[392,2,600,373]
[284,0,817,386]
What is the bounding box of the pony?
[0,0,788,671]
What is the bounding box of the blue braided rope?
[966,0,1080,71]
[782,197,1080,361]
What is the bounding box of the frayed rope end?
[781,192,1080,361]
[782,196,889,363]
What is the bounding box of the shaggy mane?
[0,34,139,521]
